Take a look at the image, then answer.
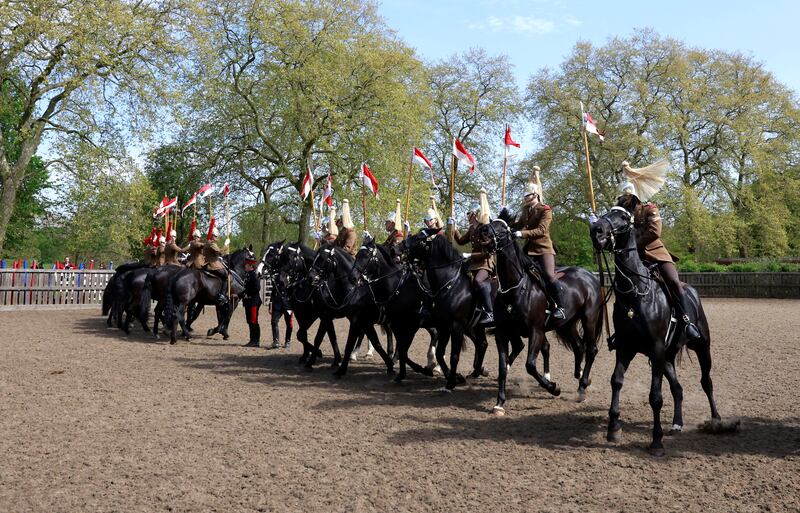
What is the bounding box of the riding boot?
[243,324,259,347]
[546,282,566,320]
[476,280,494,326]
[677,289,702,340]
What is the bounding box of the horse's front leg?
[468,328,489,379]
[152,302,163,339]
[305,318,331,369]
[333,325,361,377]
[607,349,635,442]
[444,325,465,390]
[648,352,666,456]
[493,330,511,415]
[326,320,340,366]
[541,335,551,382]
[362,323,394,375]
[434,324,452,381]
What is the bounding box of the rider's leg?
[474,269,494,325]
[537,254,565,320]
[659,261,701,340]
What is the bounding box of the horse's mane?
[374,242,394,263]
[431,231,462,261]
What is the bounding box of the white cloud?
[563,15,582,27]
[468,15,555,35]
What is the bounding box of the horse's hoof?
[576,389,586,403]
[456,373,466,385]
[206,329,214,337]
[222,333,229,341]
[668,424,683,435]
[544,372,551,381]
[549,383,561,397]
[432,366,443,377]
[333,370,345,379]
[481,366,489,377]
[438,387,453,394]
[490,406,506,417]
[330,361,340,369]
[386,367,396,376]
[607,427,622,442]
[647,445,666,457]
[393,375,404,384]
[186,326,194,332]
[153,334,160,340]
[170,339,177,345]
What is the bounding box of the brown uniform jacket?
[202,241,228,271]
[164,242,185,266]
[143,246,156,267]
[632,203,675,263]
[512,203,555,256]
[334,228,358,256]
[454,222,495,272]
[156,245,166,267]
[186,240,206,269]
[382,229,404,250]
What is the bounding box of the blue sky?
[378,0,800,95]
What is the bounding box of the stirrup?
[549,306,565,320]
[217,293,229,305]
[682,315,701,340]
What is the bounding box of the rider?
[423,208,444,235]
[163,230,186,266]
[510,181,566,320]
[333,199,357,256]
[242,256,262,348]
[616,180,701,340]
[382,202,404,250]
[202,223,231,304]
[143,227,157,267]
[156,234,167,267]
[185,229,206,269]
[453,189,495,326]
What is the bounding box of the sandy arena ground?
[1,299,799,512]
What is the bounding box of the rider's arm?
[520,207,552,239]
[640,204,662,247]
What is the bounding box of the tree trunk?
[297,202,311,244]
[0,173,20,256]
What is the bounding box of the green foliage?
[551,217,596,268]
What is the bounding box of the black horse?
[274,242,340,365]
[352,239,440,382]
[591,206,720,456]
[304,245,395,375]
[140,264,185,339]
[404,229,490,391]
[163,247,252,344]
[477,219,604,414]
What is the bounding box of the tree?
[524,29,800,261]
[427,48,522,222]
[0,0,186,253]
[185,0,430,243]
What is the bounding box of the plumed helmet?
[212,227,220,238]
[476,188,491,225]
[385,211,396,223]
[392,198,402,227]
[341,199,354,229]
[424,208,437,222]
[192,229,201,238]
[328,207,338,237]
[158,235,166,244]
[619,180,637,197]
[170,230,177,240]
[524,181,540,197]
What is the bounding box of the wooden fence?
[1,269,797,310]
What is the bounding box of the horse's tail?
[140,272,153,323]
[102,276,115,316]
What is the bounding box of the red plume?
[206,217,216,241]
[166,220,173,242]
[188,219,196,243]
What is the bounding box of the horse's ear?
[279,239,286,245]
[248,244,253,251]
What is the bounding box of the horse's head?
[591,206,634,252]
[259,240,285,277]
[475,219,513,255]
[403,228,439,264]
[308,246,353,286]
[227,245,255,275]
[275,243,307,293]
[353,238,394,283]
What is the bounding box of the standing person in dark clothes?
[269,285,293,349]
[242,257,262,348]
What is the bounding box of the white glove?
[588,212,599,224]
[447,217,455,225]
[362,230,371,239]
[224,238,230,247]
[461,252,472,259]
[513,231,523,239]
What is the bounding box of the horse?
[119,266,155,334]
[352,238,440,382]
[163,247,252,344]
[404,229,490,391]
[590,206,720,456]
[274,242,340,365]
[303,244,395,375]
[140,264,185,339]
[476,219,604,414]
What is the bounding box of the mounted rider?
[202,221,230,304]
[509,174,566,320]
[156,234,167,267]
[185,229,206,269]
[333,199,357,256]
[163,230,186,266]
[143,227,158,267]
[453,188,496,326]
[615,160,701,340]
[382,199,404,250]
[423,195,445,236]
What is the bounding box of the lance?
[448,152,456,241]
[580,101,610,339]
[404,148,414,236]
[225,188,231,298]
[361,178,368,232]
[501,125,509,209]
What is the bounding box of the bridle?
[481,219,526,295]
[353,244,408,305]
[407,230,466,298]
[596,206,654,297]
[309,247,359,310]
